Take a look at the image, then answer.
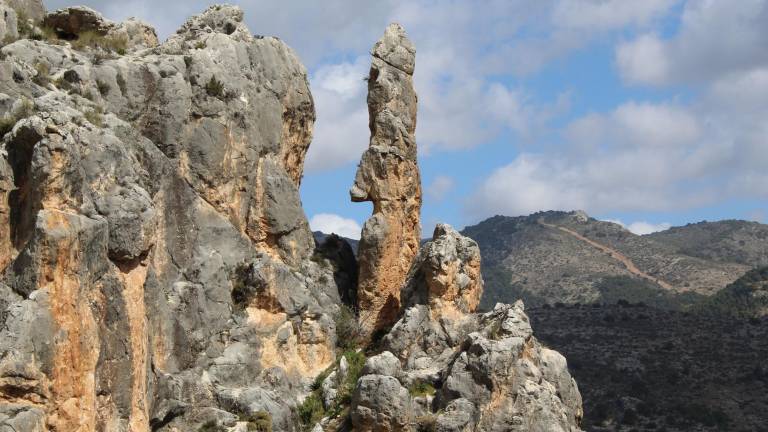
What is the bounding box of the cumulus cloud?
[304,57,369,171]
[426,176,455,202]
[467,92,768,220]
[617,0,768,85]
[309,213,362,239]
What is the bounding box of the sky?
[45,0,768,238]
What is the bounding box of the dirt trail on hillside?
[539,220,674,290]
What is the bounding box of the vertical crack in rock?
[351,23,421,335]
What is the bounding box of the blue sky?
[46,0,768,238]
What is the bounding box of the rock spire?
[351,23,422,335]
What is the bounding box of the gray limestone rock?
[350,375,412,432]
[0,6,584,432]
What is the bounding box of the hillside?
[0,4,583,431]
[648,220,768,267]
[462,211,762,309]
[530,303,768,432]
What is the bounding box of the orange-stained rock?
[351,23,421,335]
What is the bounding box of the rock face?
[348,226,583,432]
[401,224,483,318]
[0,4,338,431]
[43,7,159,51]
[0,5,583,432]
[351,23,421,335]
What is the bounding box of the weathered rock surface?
[351,23,421,336]
[0,4,335,431]
[347,226,583,432]
[43,6,158,51]
[401,224,483,318]
[5,0,44,22]
[349,302,583,432]
[0,6,584,432]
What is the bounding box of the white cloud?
[617,0,768,85]
[426,176,455,202]
[601,219,672,235]
[309,213,362,239]
[467,99,733,220]
[554,0,677,31]
[627,221,671,235]
[304,56,370,172]
[616,34,670,85]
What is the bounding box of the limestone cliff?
[351,23,421,335]
[0,4,583,432]
[0,4,336,431]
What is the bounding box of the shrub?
[297,392,324,429]
[0,97,34,137]
[197,420,226,432]
[334,305,363,350]
[242,411,272,432]
[408,381,436,397]
[71,31,128,54]
[83,106,104,127]
[32,62,50,86]
[96,80,110,96]
[15,10,34,39]
[205,75,225,98]
[415,414,438,432]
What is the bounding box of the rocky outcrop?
[43,7,158,51]
[348,228,583,432]
[401,224,483,318]
[0,4,336,431]
[0,5,584,432]
[350,303,584,432]
[351,23,421,335]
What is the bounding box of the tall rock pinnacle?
[351,23,422,335]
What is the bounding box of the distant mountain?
[313,231,359,253]
[461,211,762,310]
[648,220,768,267]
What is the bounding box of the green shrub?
[205,75,225,98]
[71,31,128,53]
[297,393,324,429]
[334,305,363,350]
[242,411,272,432]
[408,380,436,397]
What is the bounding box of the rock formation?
[0,4,583,431]
[345,225,583,432]
[0,4,337,431]
[351,23,421,335]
